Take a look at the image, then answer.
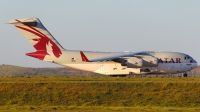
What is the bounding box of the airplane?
[9,17,198,77]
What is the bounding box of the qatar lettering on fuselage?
[158,58,181,63]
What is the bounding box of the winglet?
[80,51,90,62]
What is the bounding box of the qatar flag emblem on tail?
[9,18,64,60]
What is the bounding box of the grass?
[0,76,200,82]
[0,106,199,112]
[0,76,200,111]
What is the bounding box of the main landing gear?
[183,73,188,77]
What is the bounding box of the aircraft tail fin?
[9,17,64,60]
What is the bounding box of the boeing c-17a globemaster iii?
[9,18,197,77]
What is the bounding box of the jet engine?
[121,57,143,68]
[142,57,158,67]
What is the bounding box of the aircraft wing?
[80,51,151,62]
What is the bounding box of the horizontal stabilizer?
[9,18,37,24]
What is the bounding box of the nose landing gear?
[183,73,188,77]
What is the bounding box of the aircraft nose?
[193,59,198,68]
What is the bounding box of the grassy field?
[1,75,200,82]
[0,76,200,112]
[0,106,200,112]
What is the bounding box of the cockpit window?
[185,56,190,60]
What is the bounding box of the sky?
[0,0,200,67]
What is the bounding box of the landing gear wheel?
[183,73,188,77]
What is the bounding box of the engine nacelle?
[142,57,158,67]
[122,57,143,68]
